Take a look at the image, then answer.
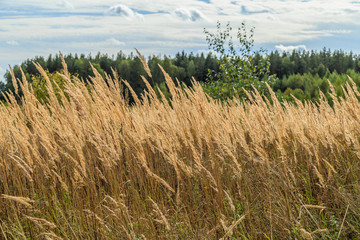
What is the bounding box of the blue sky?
[1,0,359,82]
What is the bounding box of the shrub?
[202,21,277,101]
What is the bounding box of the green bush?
[202,21,277,101]
[31,70,70,104]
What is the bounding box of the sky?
[1,0,360,82]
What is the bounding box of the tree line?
[268,48,360,78]
[2,48,360,102]
[267,49,360,103]
[1,51,218,100]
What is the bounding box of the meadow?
[0,54,359,239]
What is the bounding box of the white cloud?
[106,38,126,46]
[275,44,307,52]
[173,8,209,22]
[6,40,19,46]
[323,29,352,34]
[57,0,74,9]
[106,4,144,20]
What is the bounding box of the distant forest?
[2,48,360,102]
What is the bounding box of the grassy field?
[0,55,359,239]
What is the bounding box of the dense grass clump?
[0,54,359,240]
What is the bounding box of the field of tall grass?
[0,53,359,239]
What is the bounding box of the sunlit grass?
[0,53,359,239]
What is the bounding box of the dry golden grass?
[0,54,359,239]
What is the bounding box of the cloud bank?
[1,0,360,82]
[6,40,19,46]
[106,38,126,46]
[173,8,209,22]
[106,4,144,20]
[275,44,307,52]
